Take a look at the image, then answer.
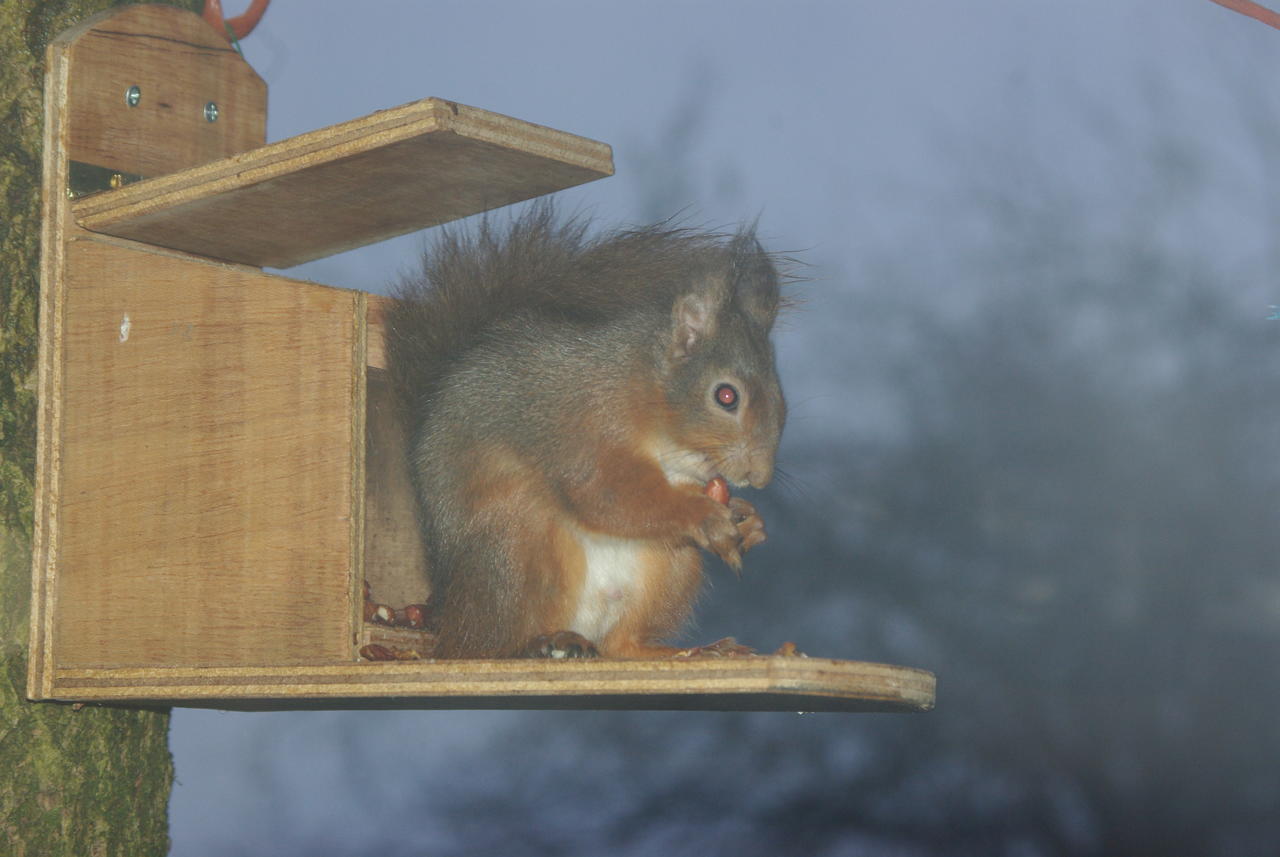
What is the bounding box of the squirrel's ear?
[668,285,723,362]
[729,232,781,329]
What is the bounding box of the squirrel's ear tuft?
[729,232,781,329]
[668,280,725,362]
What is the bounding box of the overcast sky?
[167,2,1280,854]
[241,1,1277,291]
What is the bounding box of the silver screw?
[204,101,219,123]
[125,85,141,107]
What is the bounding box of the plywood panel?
[51,239,360,667]
[363,369,429,609]
[58,4,265,180]
[365,294,393,370]
[72,98,614,267]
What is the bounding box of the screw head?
[125,85,141,107]
[203,101,219,123]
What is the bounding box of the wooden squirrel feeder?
[27,5,934,713]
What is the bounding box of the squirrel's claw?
[729,497,767,554]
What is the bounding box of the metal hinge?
[67,161,145,200]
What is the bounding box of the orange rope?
[202,0,270,42]
[1210,0,1280,31]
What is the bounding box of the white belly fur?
[570,531,646,643]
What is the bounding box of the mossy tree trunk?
[1,3,202,855]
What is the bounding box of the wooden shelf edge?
[72,97,612,222]
[70,97,615,268]
[45,657,936,713]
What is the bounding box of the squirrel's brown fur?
[385,204,786,658]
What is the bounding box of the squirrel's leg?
[594,543,704,658]
[427,451,586,658]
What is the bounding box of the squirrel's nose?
[746,457,774,489]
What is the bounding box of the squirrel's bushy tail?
[385,204,585,422]
[384,202,785,433]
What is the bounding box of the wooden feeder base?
[51,657,936,714]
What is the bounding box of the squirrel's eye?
[714,383,739,411]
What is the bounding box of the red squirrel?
[385,205,786,658]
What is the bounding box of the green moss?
[2,649,174,856]
[0,4,42,551]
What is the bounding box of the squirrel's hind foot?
[522,631,600,659]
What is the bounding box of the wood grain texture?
[58,4,265,179]
[72,98,615,268]
[27,0,76,701]
[52,238,359,667]
[46,657,937,713]
[365,294,393,370]
[33,4,266,691]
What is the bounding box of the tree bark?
[1,3,202,855]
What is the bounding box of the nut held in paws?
[704,476,730,505]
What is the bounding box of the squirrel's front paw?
[693,498,748,571]
[693,496,767,570]
[728,496,767,554]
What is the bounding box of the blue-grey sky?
[244,0,1279,440]
[168,2,1280,854]
[236,0,1278,287]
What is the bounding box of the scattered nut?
[396,603,428,629]
[363,583,433,632]
[359,643,421,661]
[359,644,395,661]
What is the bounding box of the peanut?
[395,604,428,629]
